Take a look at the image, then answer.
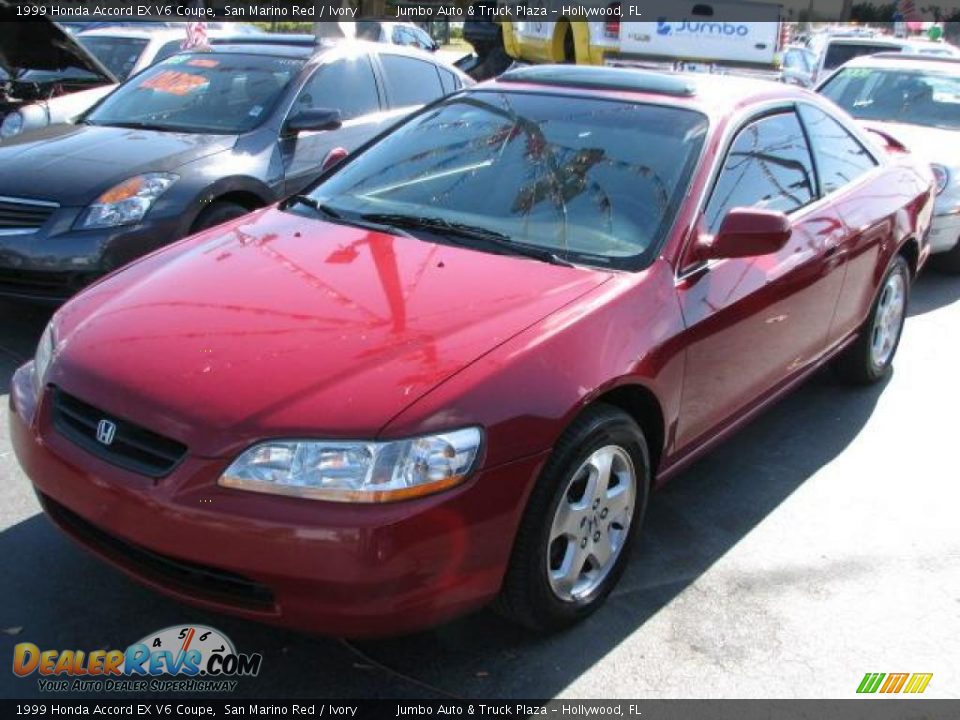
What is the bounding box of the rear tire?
[494,404,650,632]
[191,201,250,233]
[834,255,910,385]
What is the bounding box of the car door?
[280,54,387,196]
[674,109,848,451]
[795,103,887,343]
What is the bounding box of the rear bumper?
[929,208,960,254]
[9,363,545,637]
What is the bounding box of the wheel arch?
[187,177,276,230]
[897,235,920,279]
[578,382,667,479]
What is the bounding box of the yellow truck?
[499,1,786,73]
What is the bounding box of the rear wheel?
[494,404,650,631]
[835,255,910,385]
[191,201,250,233]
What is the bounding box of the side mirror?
[286,108,343,134]
[321,146,349,173]
[698,208,792,260]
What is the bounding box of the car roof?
[484,65,814,118]
[77,26,187,40]
[198,38,462,66]
[839,52,960,73]
[824,36,908,47]
[202,42,317,59]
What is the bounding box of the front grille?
[40,493,276,612]
[0,195,58,231]
[0,269,94,300]
[52,389,187,478]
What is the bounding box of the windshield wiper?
[106,121,173,132]
[288,197,415,239]
[360,213,575,267]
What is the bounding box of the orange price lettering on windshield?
[140,70,208,96]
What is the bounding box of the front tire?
[835,254,910,385]
[191,201,250,233]
[494,404,650,632]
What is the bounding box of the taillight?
[604,3,621,39]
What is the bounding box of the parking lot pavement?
[1,271,959,701]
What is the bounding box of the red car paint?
[10,73,934,636]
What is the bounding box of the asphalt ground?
[1,269,958,700]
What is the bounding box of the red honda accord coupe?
[10,66,934,636]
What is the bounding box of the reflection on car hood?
[0,14,116,82]
[51,207,612,457]
[0,123,236,205]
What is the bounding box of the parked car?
[0,26,253,140]
[10,66,934,636]
[354,21,438,52]
[0,20,118,127]
[813,35,960,83]
[819,53,960,271]
[0,41,471,301]
[781,44,818,87]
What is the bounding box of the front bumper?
[0,207,184,302]
[9,364,545,637]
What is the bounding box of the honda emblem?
[96,419,117,446]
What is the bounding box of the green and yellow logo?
[857,672,933,694]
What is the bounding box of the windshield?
[85,53,303,134]
[77,36,150,80]
[298,91,707,270]
[821,67,960,130]
[824,43,902,71]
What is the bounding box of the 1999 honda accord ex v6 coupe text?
[11,66,934,636]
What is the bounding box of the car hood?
[50,208,612,458]
[0,123,236,205]
[0,15,116,82]
[860,120,960,166]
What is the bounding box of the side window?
[798,104,878,195]
[705,112,816,232]
[292,57,381,121]
[379,54,444,107]
[438,68,459,94]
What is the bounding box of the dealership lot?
[2,268,958,699]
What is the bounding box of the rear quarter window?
[380,54,445,107]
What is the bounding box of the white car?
[1,26,257,139]
[813,34,960,83]
[819,52,960,271]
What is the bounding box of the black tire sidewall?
[866,255,911,380]
[192,202,249,233]
[527,411,650,624]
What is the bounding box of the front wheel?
[835,255,910,385]
[494,404,650,632]
[190,201,250,233]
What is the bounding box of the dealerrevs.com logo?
[12,625,262,693]
[857,672,933,694]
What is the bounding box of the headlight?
[0,111,23,139]
[219,428,483,503]
[931,164,950,195]
[33,322,55,395]
[78,173,178,229]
